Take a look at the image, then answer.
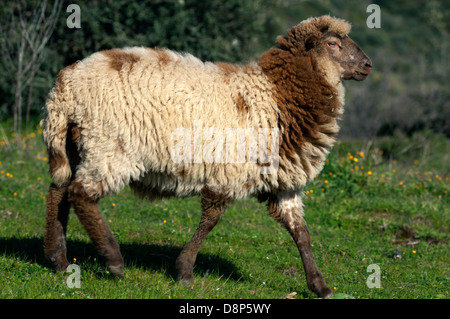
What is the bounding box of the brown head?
[257,16,373,174]
[322,31,372,81]
[276,15,372,84]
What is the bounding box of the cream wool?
[43,47,281,200]
[41,17,359,202]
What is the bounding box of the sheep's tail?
[41,91,72,187]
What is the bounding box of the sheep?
[41,15,372,298]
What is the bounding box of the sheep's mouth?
[352,70,369,81]
[355,71,369,77]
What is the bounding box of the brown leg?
[44,183,70,272]
[68,181,124,277]
[268,191,332,298]
[176,187,230,285]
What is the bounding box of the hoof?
[107,265,124,278]
[55,263,69,273]
[180,278,194,288]
[313,285,333,299]
[47,254,69,273]
[177,273,194,287]
[307,275,333,299]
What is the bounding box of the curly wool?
[41,15,351,201]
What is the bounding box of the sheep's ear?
[276,35,290,49]
[305,35,318,51]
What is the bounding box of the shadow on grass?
[0,236,244,282]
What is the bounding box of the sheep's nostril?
[365,61,372,69]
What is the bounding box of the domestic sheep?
[41,15,372,298]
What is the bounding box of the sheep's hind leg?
[68,181,124,277]
[44,183,70,272]
[176,187,230,285]
[268,192,332,298]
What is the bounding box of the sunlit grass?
[0,124,448,299]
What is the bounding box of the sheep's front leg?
[44,183,70,272]
[268,191,332,298]
[68,181,124,277]
[176,187,230,285]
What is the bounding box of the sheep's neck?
[257,48,343,179]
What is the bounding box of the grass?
[0,123,448,299]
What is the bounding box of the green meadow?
[0,124,448,299]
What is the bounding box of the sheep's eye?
[328,42,337,47]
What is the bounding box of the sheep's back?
[59,47,280,199]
